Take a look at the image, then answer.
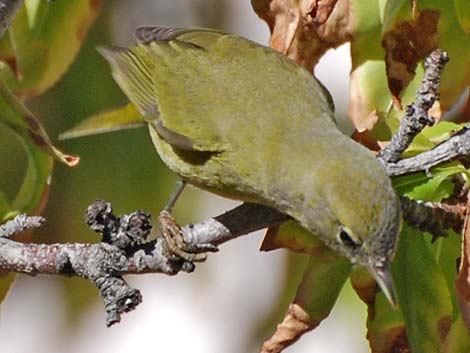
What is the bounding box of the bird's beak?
[368,261,397,309]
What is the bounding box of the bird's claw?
[158,210,217,263]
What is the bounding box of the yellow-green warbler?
[99,26,401,306]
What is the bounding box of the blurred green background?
[0,1,366,352]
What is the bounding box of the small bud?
[85,200,117,234]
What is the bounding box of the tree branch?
[0,201,288,325]
[378,49,449,164]
[399,196,465,239]
[385,125,470,176]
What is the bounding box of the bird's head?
[321,180,402,307]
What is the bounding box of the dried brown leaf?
[351,129,381,151]
[349,102,380,133]
[382,10,440,108]
[260,303,312,353]
[368,325,410,353]
[252,0,352,70]
[428,100,442,123]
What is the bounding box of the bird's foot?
[158,210,218,263]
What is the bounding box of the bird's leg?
[158,180,218,262]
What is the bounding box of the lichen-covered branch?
[0,214,45,238]
[385,125,470,176]
[399,196,465,239]
[378,49,449,164]
[0,201,288,325]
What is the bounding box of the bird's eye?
[339,228,360,249]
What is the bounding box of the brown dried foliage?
[252,0,352,70]
[260,303,317,353]
[368,326,410,353]
[382,10,440,109]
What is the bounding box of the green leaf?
[348,0,425,135]
[382,0,411,32]
[350,266,409,352]
[259,221,351,351]
[348,0,390,133]
[59,103,145,140]
[294,252,351,323]
[0,79,78,167]
[24,0,44,28]
[394,161,469,202]
[421,121,462,144]
[261,243,351,352]
[393,172,430,195]
[406,175,454,202]
[260,220,325,254]
[350,0,470,136]
[368,292,408,352]
[454,0,470,35]
[416,0,470,111]
[0,76,80,306]
[0,78,80,308]
[1,0,102,97]
[428,231,462,315]
[0,32,20,78]
[406,121,464,158]
[393,225,453,353]
[381,2,441,106]
[403,132,435,157]
[0,193,12,221]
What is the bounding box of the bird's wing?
[99,45,204,151]
[99,27,334,154]
[134,25,223,45]
[98,27,228,152]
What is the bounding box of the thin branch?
[378,49,449,164]
[0,214,44,238]
[385,125,470,176]
[183,202,289,246]
[399,196,465,239]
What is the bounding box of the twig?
[399,196,465,240]
[385,125,470,176]
[379,49,449,164]
[0,214,44,238]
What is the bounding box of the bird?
[97,26,401,306]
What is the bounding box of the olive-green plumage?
[99,26,401,305]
